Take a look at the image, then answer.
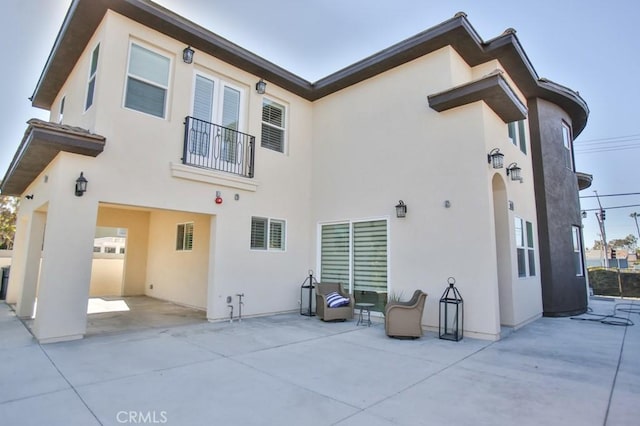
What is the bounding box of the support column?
[33,197,98,343]
[15,211,46,318]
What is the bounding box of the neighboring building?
[1,0,589,343]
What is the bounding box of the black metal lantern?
[300,270,317,316]
[75,172,88,196]
[506,162,522,182]
[395,200,407,218]
[182,45,194,64]
[487,148,504,169]
[255,79,267,94]
[439,277,463,341]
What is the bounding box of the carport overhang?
[0,119,106,196]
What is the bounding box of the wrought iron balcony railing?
[183,116,255,178]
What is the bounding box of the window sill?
[170,162,259,192]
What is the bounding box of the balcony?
[183,116,255,179]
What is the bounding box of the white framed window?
[251,217,285,251]
[515,217,535,277]
[59,96,65,124]
[189,72,245,160]
[508,120,527,154]
[572,226,584,276]
[261,98,286,153]
[562,121,574,171]
[124,42,170,118]
[85,44,99,111]
[176,222,194,251]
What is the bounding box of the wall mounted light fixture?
[25,194,34,200]
[75,172,88,196]
[506,162,522,182]
[255,79,267,94]
[487,148,504,169]
[395,200,407,218]
[182,45,194,64]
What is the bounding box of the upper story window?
[85,44,100,111]
[191,73,244,160]
[59,96,65,124]
[261,98,286,153]
[124,43,170,118]
[508,120,527,154]
[562,122,574,171]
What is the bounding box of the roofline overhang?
[31,1,588,135]
[0,119,105,196]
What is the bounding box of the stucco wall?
[528,97,587,316]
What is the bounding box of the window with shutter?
[250,217,285,251]
[261,99,286,152]
[176,222,194,251]
[85,44,99,110]
[508,120,527,154]
[353,220,388,293]
[191,75,214,156]
[562,122,574,171]
[124,43,170,118]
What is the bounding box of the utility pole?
[594,191,609,268]
[631,212,640,241]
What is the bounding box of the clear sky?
[2,0,639,248]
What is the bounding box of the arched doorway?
[492,173,514,325]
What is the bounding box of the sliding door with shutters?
[319,219,388,311]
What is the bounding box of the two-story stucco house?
[1,0,590,343]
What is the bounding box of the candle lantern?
[300,270,317,316]
[439,277,463,341]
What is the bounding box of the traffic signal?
[611,249,617,259]
[601,209,606,220]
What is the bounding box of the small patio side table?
[355,302,375,326]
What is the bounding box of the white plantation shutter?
[193,75,214,122]
[222,86,240,130]
[261,99,285,152]
[129,44,169,86]
[353,220,387,292]
[320,223,350,285]
[269,220,285,250]
[125,44,170,118]
[251,217,267,250]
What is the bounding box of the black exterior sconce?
[182,45,194,64]
[395,200,407,218]
[75,172,88,196]
[256,79,267,94]
[487,148,504,169]
[506,162,522,182]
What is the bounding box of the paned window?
[85,44,99,110]
[572,226,584,276]
[562,122,574,170]
[508,120,527,154]
[251,217,285,251]
[515,217,536,277]
[261,99,286,152]
[176,222,194,251]
[124,43,170,118]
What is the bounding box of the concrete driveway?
[0,297,638,425]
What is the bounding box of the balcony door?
[188,73,244,173]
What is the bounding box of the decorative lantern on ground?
[300,270,317,316]
[439,277,463,341]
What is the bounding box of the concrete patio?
[0,297,638,425]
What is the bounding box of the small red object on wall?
[215,196,223,204]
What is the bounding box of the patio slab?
[0,297,638,425]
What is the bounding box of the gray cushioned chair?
[384,289,427,338]
[315,282,354,321]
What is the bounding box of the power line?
[582,204,640,211]
[576,133,640,143]
[580,192,640,199]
